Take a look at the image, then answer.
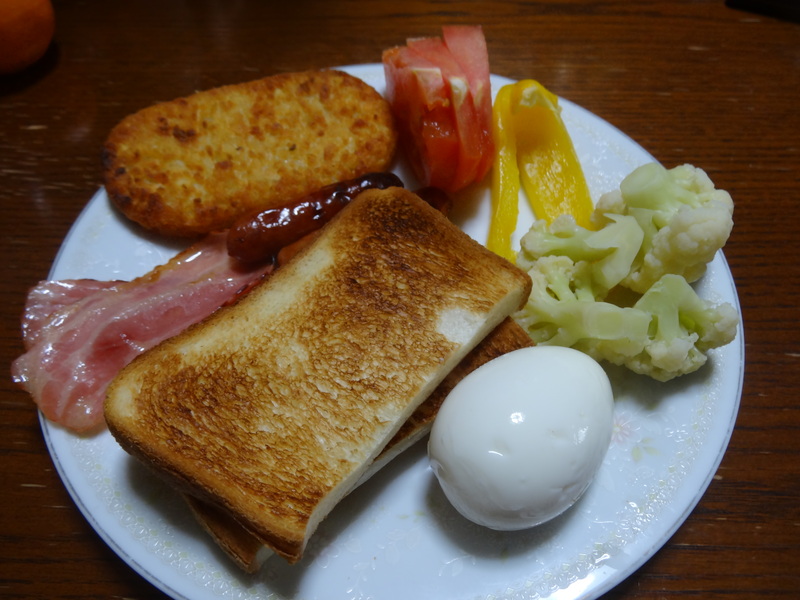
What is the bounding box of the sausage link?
[227,172,403,265]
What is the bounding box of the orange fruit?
[0,0,55,75]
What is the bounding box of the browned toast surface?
[104,187,531,563]
[186,317,534,572]
[103,69,397,237]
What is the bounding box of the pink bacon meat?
[11,233,273,433]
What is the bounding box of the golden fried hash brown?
[103,70,397,237]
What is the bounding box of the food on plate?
[103,69,397,237]
[269,184,454,268]
[382,25,494,193]
[188,317,534,572]
[628,273,739,380]
[409,185,454,215]
[11,172,462,433]
[488,80,594,262]
[10,233,273,432]
[592,162,735,293]
[514,162,739,381]
[429,346,614,530]
[0,0,55,74]
[515,255,739,381]
[518,211,646,298]
[184,495,271,573]
[227,172,403,265]
[10,174,452,435]
[104,187,532,564]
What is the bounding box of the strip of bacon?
[11,233,273,433]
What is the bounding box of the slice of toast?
[186,317,534,572]
[103,69,397,237]
[104,187,531,563]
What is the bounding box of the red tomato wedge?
[382,25,494,194]
[383,45,460,191]
[442,25,494,182]
[406,36,483,192]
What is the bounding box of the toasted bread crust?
[105,188,531,563]
[103,69,397,237]
[184,494,267,573]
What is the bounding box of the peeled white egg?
[428,346,614,530]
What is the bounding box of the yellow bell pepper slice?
[487,84,520,263]
[513,81,593,227]
[488,80,594,261]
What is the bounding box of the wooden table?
[2,1,798,598]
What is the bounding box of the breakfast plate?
[40,64,744,600]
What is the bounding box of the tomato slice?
[405,36,483,192]
[383,46,459,191]
[442,25,494,182]
[383,26,494,194]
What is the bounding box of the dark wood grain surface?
[2,1,798,598]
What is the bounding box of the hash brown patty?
[103,70,397,237]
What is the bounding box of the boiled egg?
[428,346,614,530]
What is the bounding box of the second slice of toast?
[105,187,531,563]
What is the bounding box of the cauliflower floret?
[623,274,740,381]
[514,255,651,362]
[515,264,739,382]
[517,212,644,296]
[593,162,734,294]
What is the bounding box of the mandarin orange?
[0,0,55,74]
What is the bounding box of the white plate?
[41,64,744,600]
